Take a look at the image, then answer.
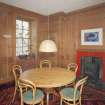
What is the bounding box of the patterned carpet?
[0,85,105,105]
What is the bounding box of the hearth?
[77,51,105,89]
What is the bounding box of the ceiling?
[0,0,105,15]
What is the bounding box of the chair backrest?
[12,65,23,85]
[40,60,52,69]
[67,63,78,73]
[18,79,36,105]
[73,76,88,104]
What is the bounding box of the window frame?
[16,18,32,56]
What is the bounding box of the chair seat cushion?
[23,89,44,104]
[60,87,80,101]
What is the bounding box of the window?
[16,18,32,56]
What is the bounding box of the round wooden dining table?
[20,67,76,105]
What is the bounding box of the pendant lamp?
[39,0,57,52]
[39,39,57,52]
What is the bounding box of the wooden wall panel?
[0,3,45,83]
[0,10,14,81]
[37,3,105,68]
[0,2,105,83]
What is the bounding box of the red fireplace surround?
[76,50,105,82]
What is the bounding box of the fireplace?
[76,50,105,88]
[81,56,102,85]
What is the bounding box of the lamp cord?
[47,0,49,40]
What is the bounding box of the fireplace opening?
[81,56,103,87]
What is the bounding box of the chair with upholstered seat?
[12,65,23,103]
[60,76,88,105]
[67,63,78,73]
[40,60,52,69]
[18,79,44,105]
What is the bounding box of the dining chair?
[60,76,88,105]
[12,65,23,103]
[40,60,52,69]
[66,63,78,87]
[67,63,78,73]
[40,59,58,103]
[18,79,44,105]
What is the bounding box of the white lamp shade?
[39,40,57,52]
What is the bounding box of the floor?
[0,84,105,105]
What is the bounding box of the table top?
[20,67,76,88]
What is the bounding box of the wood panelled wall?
[0,2,105,83]
[37,3,105,67]
[0,2,45,83]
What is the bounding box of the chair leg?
[79,96,82,105]
[12,86,17,103]
[46,92,50,105]
[41,100,44,105]
[8,86,17,105]
[60,98,62,105]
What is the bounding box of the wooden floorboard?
[0,85,105,105]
